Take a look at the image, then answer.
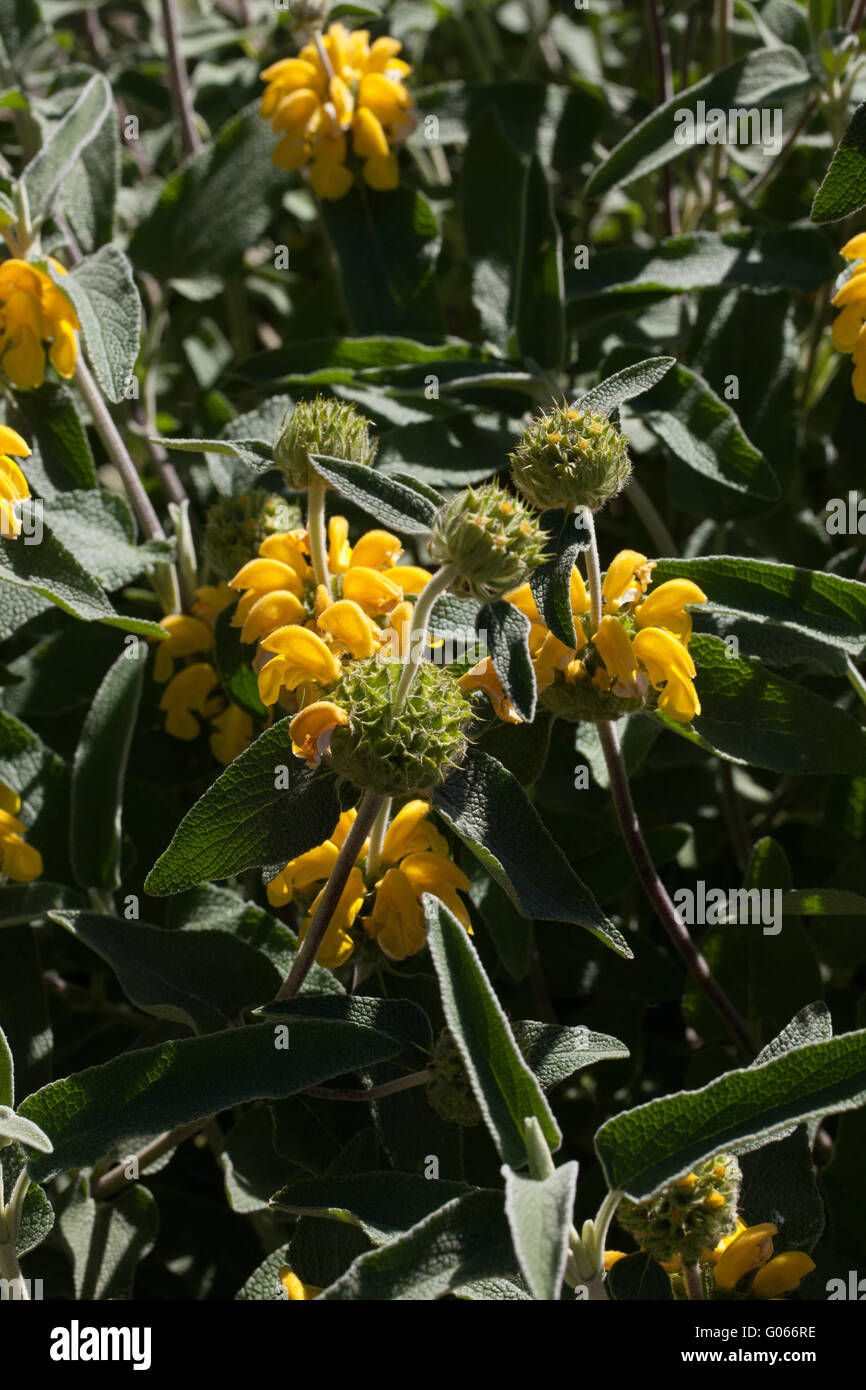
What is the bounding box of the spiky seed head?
[428,482,549,603]
[274,395,377,490]
[510,404,631,512]
[327,656,471,796]
[617,1155,742,1266]
[203,492,302,580]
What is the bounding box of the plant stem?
[599,719,757,1055]
[306,473,332,600]
[582,506,603,629]
[90,1119,206,1201]
[275,789,384,1000]
[161,0,201,157]
[718,759,752,872]
[644,0,679,235]
[74,358,181,613]
[846,656,866,710]
[300,1069,431,1102]
[0,1239,28,1297]
[393,563,458,710]
[683,1262,705,1300]
[366,795,392,881]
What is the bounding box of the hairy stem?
[393,563,458,710]
[644,0,678,235]
[599,719,756,1055]
[160,0,201,157]
[365,795,393,882]
[275,789,384,1001]
[90,1119,206,1201]
[683,1262,705,1300]
[300,1069,431,1102]
[306,473,332,600]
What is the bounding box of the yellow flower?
[713,1223,778,1291]
[267,800,469,967]
[750,1251,816,1300]
[0,258,79,390]
[278,1266,323,1300]
[592,615,645,698]
[209,704,254,765]
[259,23,415,199]
[458,657,521,723]
[289,699,349,768]
[159,663,223,740]
[151,613,214,684]
[230,519,429,708]
[0,779,42,882]
[0,425,31,538]
[635,578,707,642]
[602,549,655,613]
[632,626,700,722]
[712,1222,815,1299]
[831,232,866,400]
[192,583,236,627]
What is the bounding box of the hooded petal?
[592,615,643,696]
[289,700,349,767]
[713,1224,777,1292]
[316,598,381,658]
[342,566,402,613]
[349,529,403,570]
[364,866,426,960]
[635,578,707,641]
[229,557,304,599]
[602,549,655,613]
[260,625,342,687]
[238,589,307,644]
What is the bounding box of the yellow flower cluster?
[150,583,255,765]
[260,23,415,198]
[0,258,79,391]
[831,231,866,401]
[268,799,470,967]
[229,517,431,766]
[461,549,707,724]
[607,1217,815,1300]
[0,779,43,882]
[0,425,32,539]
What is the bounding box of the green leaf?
[477,600,536,722]
[739,1127,824,1254]
[476,709,553,790]
[255,995,432,1054]
[511,1020,630,1090]
[158,434,273,474]
[309,454,437,534]
[320,184,443,336]
[1,1142,54,1258]
[129,103,288,288]
[236,1243,293,1301]
[43,490,172,593]
[433,748,629,955]
[70,649,143,890]
[652,554,866,658]
[271,1172,472,1244]
[678,634,866,774]
[514,155,565,370]
[51,911,281,1034]
[55,1179,158,1300]
[503,1160,577,1300]
[569,229,836,299]
[20,1019,408,1184]
[0,926,53,1098]
[62,75,120,254]
[213,601,267,719]
[578,356,676,417]
[608,1251,674,1300]
[463,109,524,351]
[586,47,812,197]
[783,888,866,916]
[610,353,780,500]
[12,381,98,490]
[812,98,866,222]
[0,521,138,626]
[53,245,142,403]
[20,73,111,223]
[0,0,41,60]
[145,721,341,896]
[319,1190,519,1299]
[0,1023,10,1106]
[594,1025,866,1200]
[529,508,591,647]
[165,883,343,995]
[0,1105,52,1152]
[423,893,561,1166]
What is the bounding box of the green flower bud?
[282,0,328,28]
[428,483,549,603]
[540,674,646,723]
[426,1028,482,1127]
[617,1155,742,1266]
[274,395,377,490]
[510,404,631,512]
[327,656,471,796]
[203,492,302,580]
